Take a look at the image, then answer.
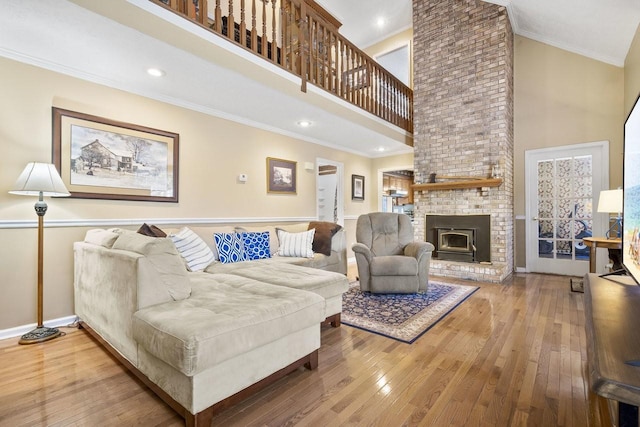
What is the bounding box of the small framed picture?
[267,157,297,194]
[352,174,365,201]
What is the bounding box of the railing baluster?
[321,24,327,88]
[214,0,222,31]
[281,0,287,68]
[228,0,234,42]
[356,55,362,108]
[339,41,345,97]
[271,0,277,63]
[283,0,300,75]
[328,29,334,92]
[251,0,257,53]
[261,0,268,59]
[299,1,307,92]
[186,0,196,20]
[309,18,315,84]
[240,0,246,47]
[347,47,353,104]
[200,0,207,25]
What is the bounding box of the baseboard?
[515,267,527,273]
[0,315,78,340]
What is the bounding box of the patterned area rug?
[341,281,479,344]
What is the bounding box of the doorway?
[378,166,414,219]
[525,141,609,275]
[316,158,344,225]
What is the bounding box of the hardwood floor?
[0,272,588,426]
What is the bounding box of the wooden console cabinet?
[584,273,640,426]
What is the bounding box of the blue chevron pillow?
[213,232,247,264]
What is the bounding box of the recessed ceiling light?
[146,68,166,77]
[377,147,386,152]
[297,120,312,127]
[376,17,386,28]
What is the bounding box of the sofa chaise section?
[210,261,348,326]
[132,273,324,417]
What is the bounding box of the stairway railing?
[153,0,413,133]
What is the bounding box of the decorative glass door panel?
[537,156,593,261]
[526,142,608,275]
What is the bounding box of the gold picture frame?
[267,157,297,194]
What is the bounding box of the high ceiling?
[0,0,639,161]
[317,0,640,67]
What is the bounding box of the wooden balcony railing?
[153,0,413,133]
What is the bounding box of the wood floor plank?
[0,272,591,426]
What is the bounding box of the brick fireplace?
[412,0,514,283]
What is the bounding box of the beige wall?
[514,36,625,216]
[0,57,374,331]
[625,25,640,116]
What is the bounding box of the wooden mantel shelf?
[412,178,503,191]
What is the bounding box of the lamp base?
[18,326,61,345]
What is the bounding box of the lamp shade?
[9,163,70,197]
[597,189,623,213]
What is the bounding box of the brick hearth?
[412,0,514,283]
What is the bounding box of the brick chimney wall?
[412,0,514,282]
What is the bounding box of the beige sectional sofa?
[73,222,349,426]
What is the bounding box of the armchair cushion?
[370,256,418,276]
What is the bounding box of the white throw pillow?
[169,227,216,272]
[277,229,315,258]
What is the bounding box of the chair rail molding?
[0,217,319,229]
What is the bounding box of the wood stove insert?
[426,215,491,263]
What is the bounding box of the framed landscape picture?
[352,174,365,200]
[267,157,297,194]
[52,108,179,202]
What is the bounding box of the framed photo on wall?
[267,157,297,194]
[52,107,179,202]
[352,174,365,200]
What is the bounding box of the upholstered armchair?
[352,212,435,294]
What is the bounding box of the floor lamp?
[9,162,70,345]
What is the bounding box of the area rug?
[341,281,479,343]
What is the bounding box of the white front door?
[525,141,609,275]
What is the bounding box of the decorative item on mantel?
[412,173,502,192]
